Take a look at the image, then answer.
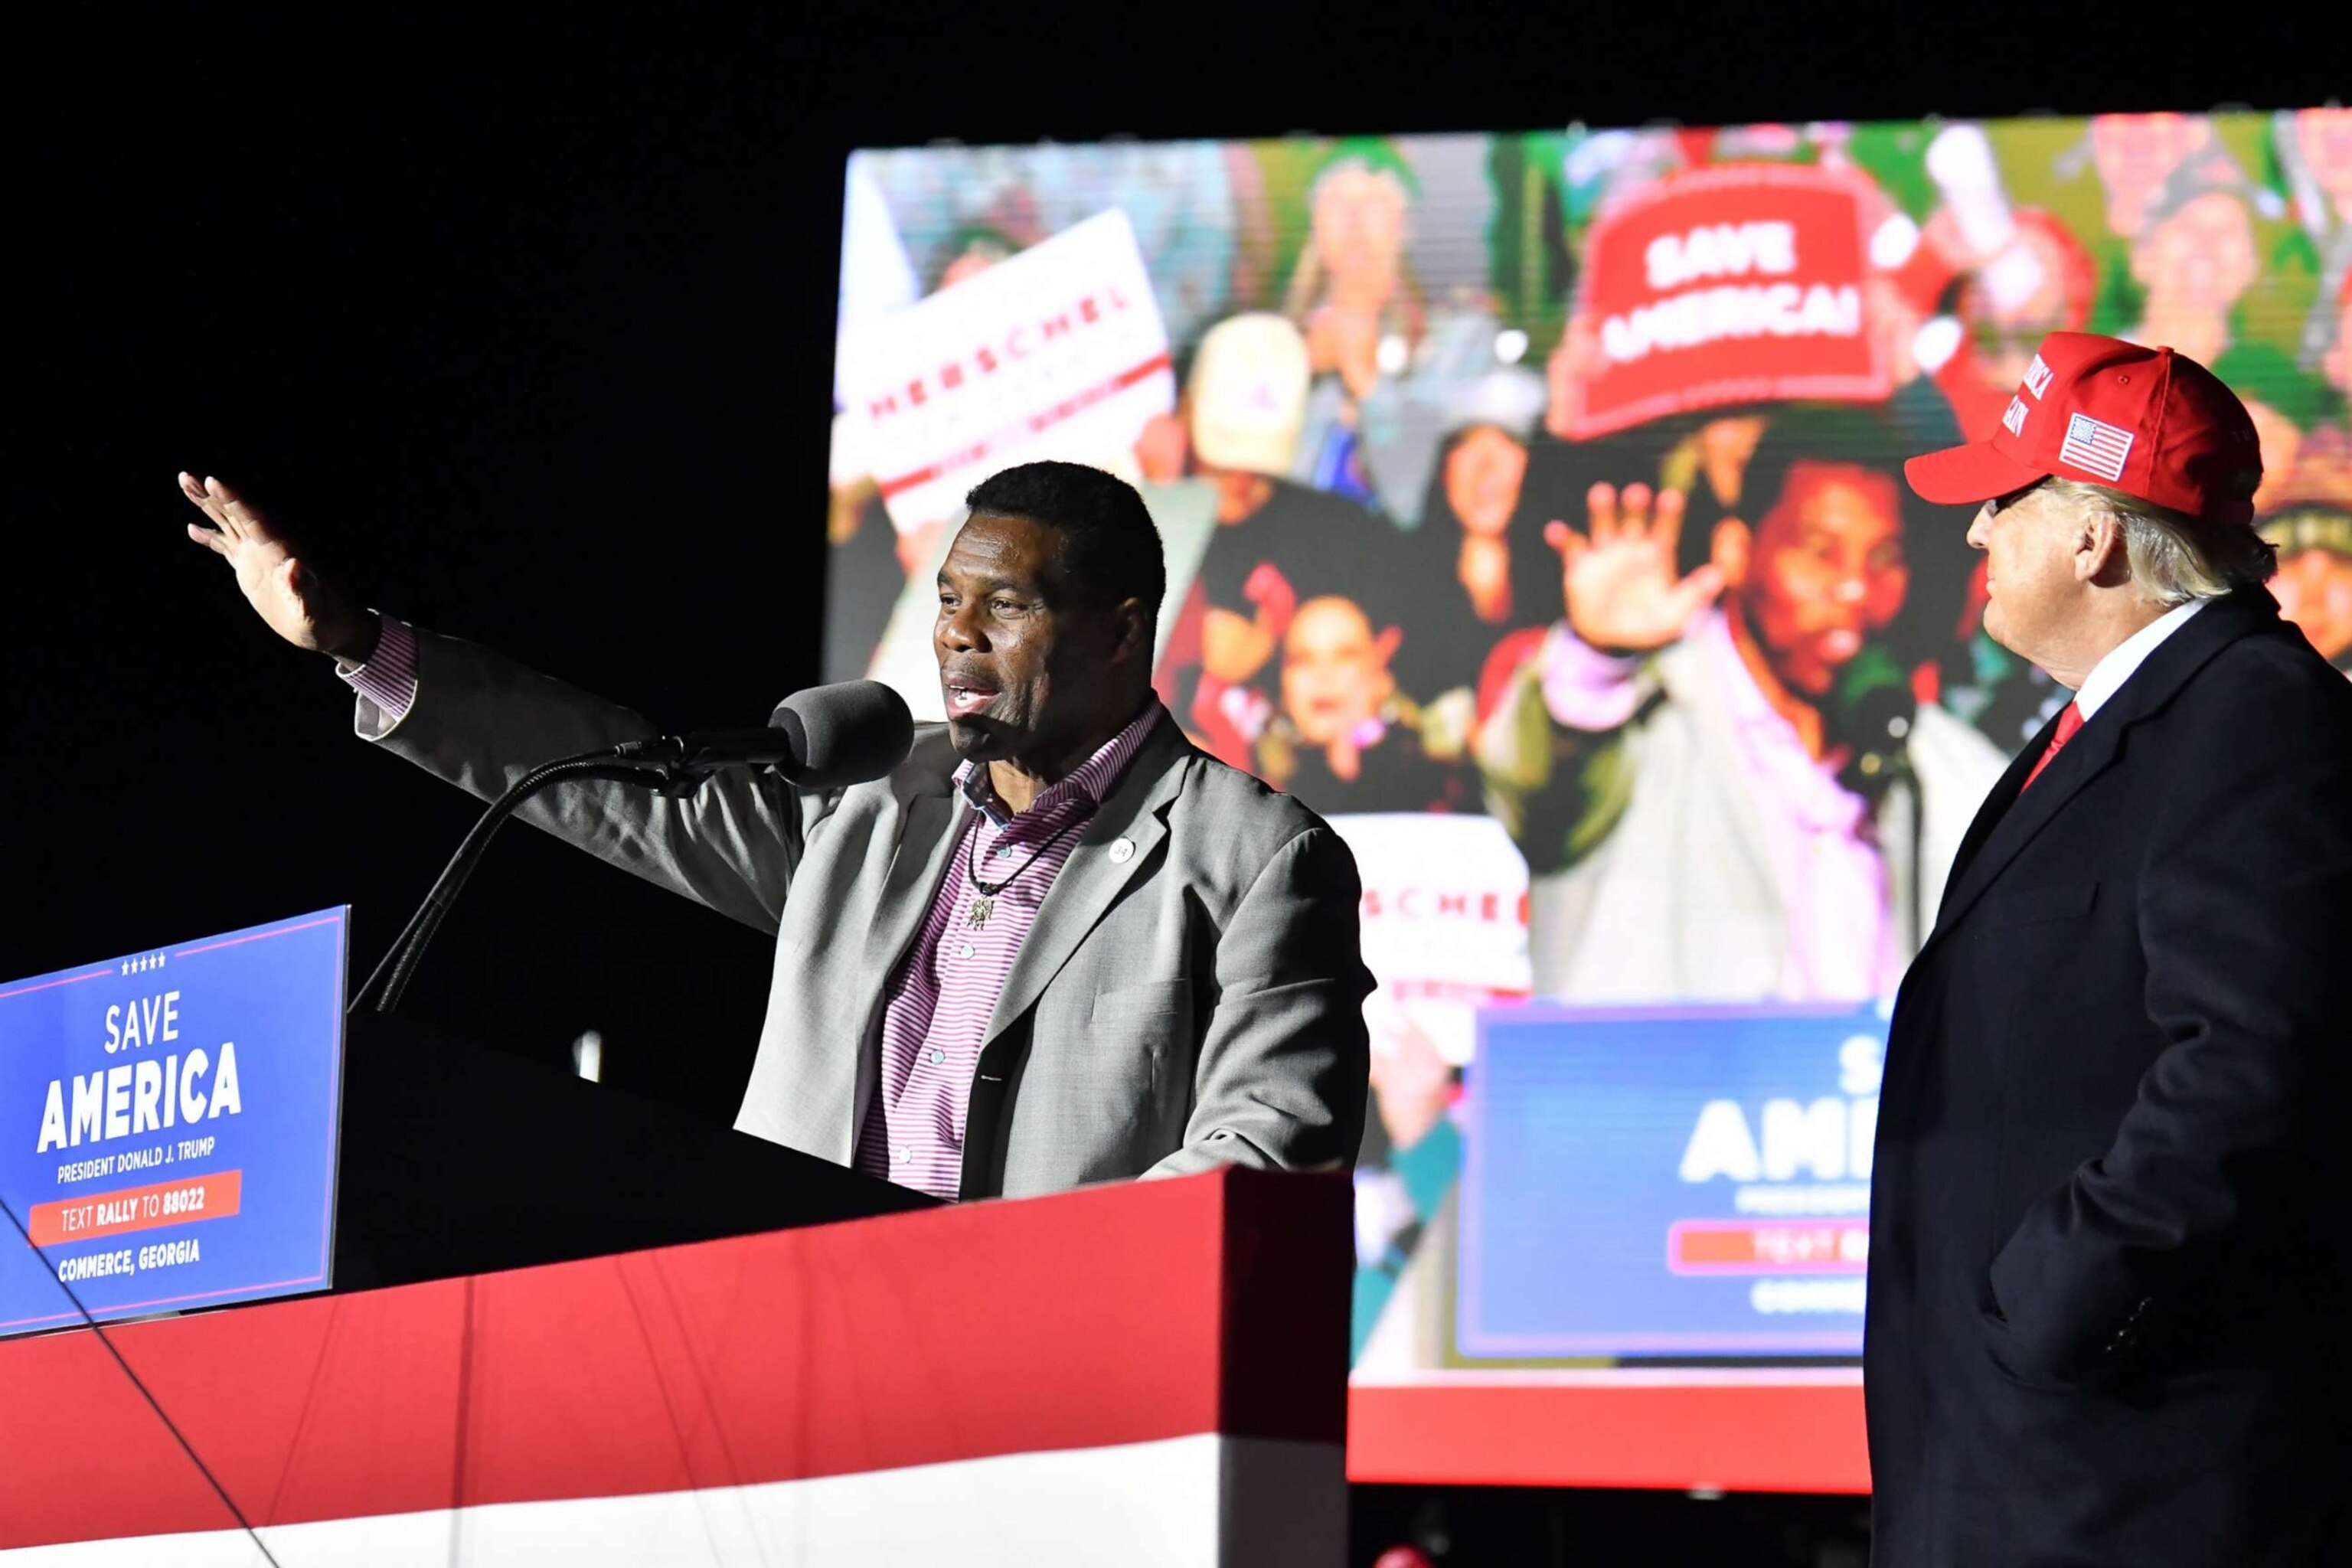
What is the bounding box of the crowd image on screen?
[825,109,2352,1368]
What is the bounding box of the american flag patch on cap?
[2059,413,2133,482]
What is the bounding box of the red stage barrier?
[1349,1376,1869,1493]
[0,1167,1351,1565]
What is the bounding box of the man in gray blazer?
[183,460,1372,1201]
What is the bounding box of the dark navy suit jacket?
[1866,588,2352,1566]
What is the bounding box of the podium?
[0,1020,1353,1566]
[332,1016,937,1288]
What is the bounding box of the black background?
[8,11,2332,1553]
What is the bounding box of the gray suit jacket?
[360,627,1373,1198]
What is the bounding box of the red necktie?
[2020,701,2084,792]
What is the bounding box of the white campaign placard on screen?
[1327,812,1533,1066]
[837,207,1176,537]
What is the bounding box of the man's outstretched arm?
[182,472,813,931]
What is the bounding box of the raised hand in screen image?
[1281,138,1517,530]
[1475,407,2007,1002]
[1282,139,1423,516]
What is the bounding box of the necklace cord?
[965,808,1087,897]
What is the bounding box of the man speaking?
[1868,332,2350,1564]
[185,460,1372,1202]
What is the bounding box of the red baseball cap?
[1904,330,2263,528]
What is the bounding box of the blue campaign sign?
[1458,1001,1887,1359]
[0,909,346,1338]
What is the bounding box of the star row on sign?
[119,953,167,975]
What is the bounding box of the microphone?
[612,680,915,789]
[1827,645,1927,951]
[1830,645,1918,807]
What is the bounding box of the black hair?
[1733,404,1939,544]
[964,460,1167,620]
[1697,402,1979,679]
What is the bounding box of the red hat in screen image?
[1904,330,2263,528]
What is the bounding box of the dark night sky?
[11,5,2334,1126]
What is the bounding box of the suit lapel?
[860,741,968,1001]
[982,723,1191,1045]
[1923,704,2125,946]
[1920,589,2277,955]
[1940,710,2053,906]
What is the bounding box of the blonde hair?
[2040,477,2276,605]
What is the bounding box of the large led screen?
[825,109,2351,1491]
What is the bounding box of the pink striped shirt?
[340,614,420,733]
[852,702,1162,1199]
[338,617,1164,1201]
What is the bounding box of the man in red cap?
[1864,331,2350,1565]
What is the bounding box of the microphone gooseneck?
[351,681,915,1014]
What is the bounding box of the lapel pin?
[1109,838,1135,864]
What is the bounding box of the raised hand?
[1199,561,1296,685]
[1543,482,1726,655]
[179,473,378,662]
[1200,607,1277,686]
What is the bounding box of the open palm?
[180,473,375,661]
[1544,482,1725,654]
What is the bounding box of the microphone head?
[770,681,914,789]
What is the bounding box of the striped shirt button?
[891,1146,910,1165]
[926,1048,945,1065]
[956,942,974,959]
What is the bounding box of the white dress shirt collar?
[2071,598,2208,720]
